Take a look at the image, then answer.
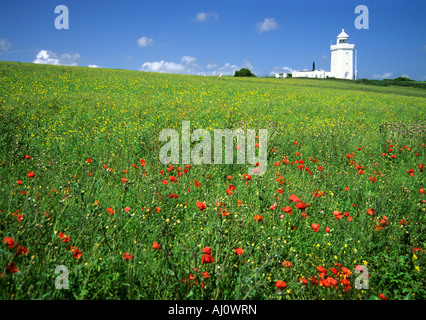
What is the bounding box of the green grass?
[0,61,425,300]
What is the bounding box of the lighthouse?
[329,29,355,80]
[291,29,357,80]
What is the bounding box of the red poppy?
[228,184,235,191]
[4,237,15,248]
[202,247,212,254]
[6,261,17,274]
[152,242,161,250]
[254,215,263,222]
[289,194,301,203]
[196,202,207,211]
[379,293,388,300]
[310,276,318,286]
[399,218,407,225]
[270,202,277,210]
[311,223,320,232]
[16,245,28,255]
[27,171,35,178]
[25,155,31,159]
[340,267,352,276]
[106,207,115,215]
[86,158,92,163]
[121,177,128,184]
[155,206,161,213]
[367,208,375,216]
[16,180,23,185]
[73,249,82,259]
[369,176,376,183]
[326,226,330,233]
[59,232,70,243]
[282,260,292,268]
[282,206,292,214]
[201,254,215,264]
[326,277,339,288]
[234,247,244,255]
[275,280,287,289]
[330,267,339,276]
[227,175,232,180]
[194,180,201,187]
[333,211,343,219]
[123,252,132,260]
[225,189,233,195]
[316,266,327,274]
[201,271,210,279]
[295,202,307,210]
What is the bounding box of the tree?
[234,68,256,77]
[394,76,412,81]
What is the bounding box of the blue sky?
[0,0,425,80]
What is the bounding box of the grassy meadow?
[0,61,425,300]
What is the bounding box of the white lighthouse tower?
[291,29,357,80]
[329,29,355,80]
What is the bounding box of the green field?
[0,61,424,300]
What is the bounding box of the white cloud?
[33,50,80,66]
[181,56,197,65]
[257,18,278,33]
[88,64,102,68]
[140,56,239,76]
[137,36,155,47]
[211,63,238,76]
[141,60,185,73]
[270,66,294,75]
[371,72,393,79]
[195,12,219,22]
[0,38,12,52]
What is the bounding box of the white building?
[291,29,357,80]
